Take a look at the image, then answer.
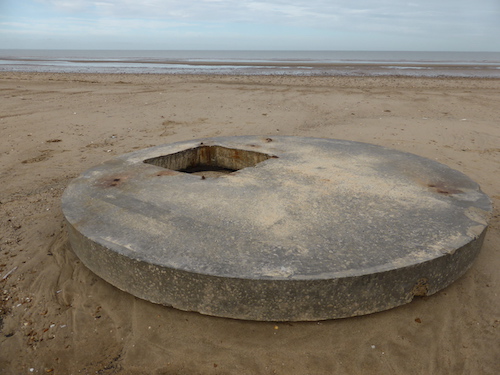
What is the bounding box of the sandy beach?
[0,72,499,374]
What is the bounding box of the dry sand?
[0,72,499,374]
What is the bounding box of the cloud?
[30,0,499,35]
[22,1,432,19]
[2,0,499,50]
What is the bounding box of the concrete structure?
[62,136,492,321]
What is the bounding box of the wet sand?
[2,54,499,77]
[0,72,499,374]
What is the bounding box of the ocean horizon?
[1,49,499,77]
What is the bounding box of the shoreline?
[2,58,499,78]
[0,70,500,81]
[2,68,498,78]
[4,56,500,66]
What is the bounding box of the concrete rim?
[62,136,492,320]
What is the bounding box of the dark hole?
[178,165,236,174]
[144,145,275,178]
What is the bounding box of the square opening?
[144,145,274,177]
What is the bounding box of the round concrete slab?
[62,136,492,321]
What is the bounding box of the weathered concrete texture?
[62,136,492,321]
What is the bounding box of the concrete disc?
[62,136,492,321]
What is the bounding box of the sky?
[0,0,499,51]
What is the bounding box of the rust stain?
[96,174,129,188]
[405,175,464,196]
[199,145,211,164]
[411,278,429,297]
[230,149,243,160]
[427,183,463,195]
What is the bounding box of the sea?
[1,50,499,77]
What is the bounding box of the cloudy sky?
[1,0,499,51]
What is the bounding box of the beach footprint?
[21,149,54,164]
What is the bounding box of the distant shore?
[1,61,498,77]
[1,49,499,77]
